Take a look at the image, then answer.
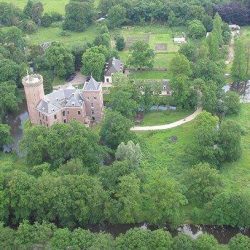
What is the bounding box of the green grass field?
[5,0,100,14]
[138,104,250,195]
[26,24,98,46]
[141,110,191,126]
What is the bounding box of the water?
[4,102,29,154]
[88,223,250,244]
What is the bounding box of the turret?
[22,74,44,124]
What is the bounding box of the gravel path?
[131,108,202,131]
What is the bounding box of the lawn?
[26,24,98,47]
[5,0,100,14]
[129,70,170,80]
[141,110,192,126]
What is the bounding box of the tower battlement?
[22,74,43,87]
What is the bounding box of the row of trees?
[0,1,62,34]
[1,221,249,250]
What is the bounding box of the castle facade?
[22,74,104,127]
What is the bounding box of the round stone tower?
[22,74,45,124]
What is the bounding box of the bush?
[50,12,63,22]
[41,13,53,27]
[19,19,37,34]
[116,35,126,51]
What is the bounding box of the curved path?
[131,108,202,132]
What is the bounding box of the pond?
[4,102,29,155]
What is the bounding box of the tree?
[115,141,142,167]
[195,234,219,250]
[223,91,241,115]
[108,79,139,119]
[115,228,151,250]
[116,35,126,51]
[0,223,15,249]
[168,10,177,27]
[100,110,134,149]
[182,163,223,206]
[205,192,250,227]
[228,234,250,250]
[63,0,94,32]
[149,230,173,249]
[191,111,219,165]
[173,234,194,250]
[231,40,247,87]
[94,32,111,48]
[218,120,242,163]
[0,59,20,83]
[81,47,106,81]
[0,2,22,26]
[207,32,220,61]
[128,41,155,70]
[188,20,206,39]
[23,0,33,18]
[41,13,53,27]
[45,42,74,78]
[0,81,19,119]
[213,13,223,46]
[0,124,12,150]
[31,2,44,25]
[169,54,192,78]
[179,42,198,62]
[143,170,187,226]
[108,5,126,29]
[108,174,142,223]
[202,15,213,32]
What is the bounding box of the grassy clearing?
[141,110,192,126]
[26,24,98,47]
[5,0,69,14]
[5,0,100,14]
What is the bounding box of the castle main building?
[22,74,104,127]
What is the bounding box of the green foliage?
[191,111,219,165]
[179,42,198,62]
[41,13,53,27]
[173,233,194,250]
[195,234,219,250]
[0,59,20,83]
[0,81,19,119]
[169,54,192,78]
[21,121,103,172]
[116,35,126,51]
[128,41,155,70]
[0,2,22,26]
[228,234,250,250]
[63,0,94,32]
[108,5,127,29]
[0,124,12,149]
[115,141,142,167]
[100,110,134,149]
[45,42,74,78]
[218,120,242,162]
[188,19,206,39]
[143,170,187,226]
[182,163,223,206]
[81,46,106,81]
[205,192,250,227]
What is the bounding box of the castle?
[22,74,104,127]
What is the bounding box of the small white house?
[229,24,240,31]
[104,57,124,84]
[173,37,186,44]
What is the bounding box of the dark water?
[2,104,250,244]
[88,223,250,244]
[4,102,29,154]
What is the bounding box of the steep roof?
[36,86,84,114]
[83,76,101,91]
[104,57,123,76]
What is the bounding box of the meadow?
[138,104,250,197]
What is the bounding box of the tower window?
[91,103,94,107]
[91,110,95,115]
[62,111,65,116]
[94,97,97,100]
[78,111,81,115]
[54,115,57,120]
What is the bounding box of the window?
[64,119,67,123]
[91,110,95,115]
[106,78,109,83]
[54,114,57,120]
[62,111,65,116]
[91,103,94,107]
[94,97,97,100]
[78,111,81,115]
[92,116,95,121]
[39,112,41,117]
[42,115,44,119]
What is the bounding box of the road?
[131,108,202,131]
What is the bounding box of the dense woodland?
[0,0,250,249]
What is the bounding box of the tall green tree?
[108,5,126,29]
[45,42,74,78]
[0,124,12,150]
[128,41,154,70]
